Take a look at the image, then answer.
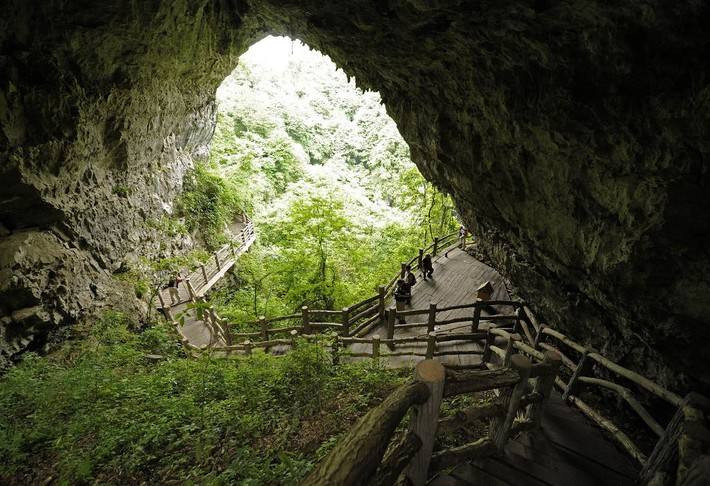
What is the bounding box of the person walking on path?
[168,272,184,305]
[394,279,410,323]
[421,254,434,280]
[458,225,469,250]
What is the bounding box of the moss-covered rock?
[1,1,709,392]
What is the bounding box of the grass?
[0,311,409,485]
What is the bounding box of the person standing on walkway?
[458,225,469,250]
[422,254,434,280]
[168,272,183,305]
[394,279,410,323]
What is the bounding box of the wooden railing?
[305,353,561,486]
[498,309,710,485]
[158,215,256,318]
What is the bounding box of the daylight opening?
[182,36,459,319]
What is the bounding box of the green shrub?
[0,312,407,485]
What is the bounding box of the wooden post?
[386,309,396,350]
[163,306,174,321]
[472,299,482,332]
[503,334,519,367]
[490,354,532,450]
[418,248,424,269]
[400,262,407,279]
[214,252,221,270]
[259,316,268,341]
[406,360,446,486]
[432,237,439,256]
[185,278,196,301]
[378,285,386,323]
[426,332,437,359]
[533,324,546,349]
[427,303,437,334]
[342,307,350,336]
[222,318,233,346]
[302,306,311,334]
[514,308,522,335]
[372,334,381,359]
[157,290,166,309]
[290,329,298,349]
[563,348,589,401]
[200,264,208,282]
[482,328,494,364]
[527,350,562,429]
[243,339,252,356]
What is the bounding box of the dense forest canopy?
[187,36,458,323]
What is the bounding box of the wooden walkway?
[161,218,255,349]
[431,391,640,485]
[347,247,512,368]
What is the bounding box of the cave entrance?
[185,35,459,315]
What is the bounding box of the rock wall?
[2,1,709,392]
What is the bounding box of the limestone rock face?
[2,1,709,391]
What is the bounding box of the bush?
[0,312,407,485]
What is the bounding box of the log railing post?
[514,307,522,335]
[418,248,424,269]
[259,316,268,341]
[406,360,446,486]
[563,347,589,401]
[533,324,546,350]
[378,285,386,323]
[290,329,298,349]
[482,328,494,364]
[222,318,233,346]
[472,299,482,332]
[527,350,562,429]
[157,289,166,309]
[400,262,407,279]
[200,264,208,282]
[372,334,381,359]
[244,339,252,356]
[302,306,311,334]
[163,305,174,321]
[214,252,221,270]
[503,334,519,367]
[185,278,196,301]
[640,393,710,484]
[432,237,439,256]
[342,307,350,336]
[427,303,437,334]
[491,355,532,450]
[386,309,396,350]
[426,332,437,359]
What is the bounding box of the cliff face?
[2,1,709,391]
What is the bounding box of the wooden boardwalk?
[162,218,255,349]
[347,247,512,368]
[431,391,640,485]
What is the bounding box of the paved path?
[347,247,513,368]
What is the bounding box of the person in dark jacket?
[404,265,416,301]
[422,254,434,280]
[394,279,410,323]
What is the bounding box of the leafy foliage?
[0,312,407,484]
[207,37,459,323]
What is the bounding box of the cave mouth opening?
[192,34,459,314]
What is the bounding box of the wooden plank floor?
[345,247,513,368]
[430,391,640,485]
